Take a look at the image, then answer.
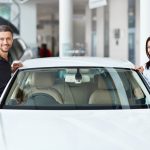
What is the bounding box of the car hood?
[0,109,150,150]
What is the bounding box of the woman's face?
[147,40,150,55]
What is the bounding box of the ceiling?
[31,0,88,19]
[31,0,88,5]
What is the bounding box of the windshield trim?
[2,104,149,110]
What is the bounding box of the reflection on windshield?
[3,67,150,109]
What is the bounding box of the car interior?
[4,67,147,108]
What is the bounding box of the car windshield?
[2,67,150,109]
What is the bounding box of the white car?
[0,57,150,150]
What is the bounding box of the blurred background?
[0,0,149,65]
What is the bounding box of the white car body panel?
[0,109,150,150]
[22,57,135,69]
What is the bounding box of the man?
[39,43,52,57]
[0,25,23,96]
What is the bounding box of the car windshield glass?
[3,67,150,109]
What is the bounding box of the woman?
[136,37,150,85]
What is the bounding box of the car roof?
[22,57,135,69]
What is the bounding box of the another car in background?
[8,36,33,63]
[0,57,150,150]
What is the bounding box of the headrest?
[31,72,55,89]
[97,75,116,90]
[97,76,107,90]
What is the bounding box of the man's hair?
[0,25,13,36]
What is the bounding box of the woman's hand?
[135,66,144,73]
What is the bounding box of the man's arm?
[11,60,23,73]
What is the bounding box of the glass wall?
[0,0,137,62]
[128,0,136,63]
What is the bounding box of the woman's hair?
[146,60,150,69]
[145,37,150,69]
[0,25,13,36]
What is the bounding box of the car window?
[2,67,150,109]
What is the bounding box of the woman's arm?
[135,66,144,73]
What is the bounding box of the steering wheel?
[26,93,60,106]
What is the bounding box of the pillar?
[96,7,104,57]
[85,5,92,56]
[20,1,37,48]
[109,0,128,60]
[59,0,73,57]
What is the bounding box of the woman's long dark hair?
[146,61,150,69]
[145,37,150,69]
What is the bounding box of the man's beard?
[0,46,10,53]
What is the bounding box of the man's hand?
[11,60,23,73]
[135,66,144,73]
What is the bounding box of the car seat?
[89,75,119,105]
[27,71,63,104]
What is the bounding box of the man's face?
[0,31,13,53]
